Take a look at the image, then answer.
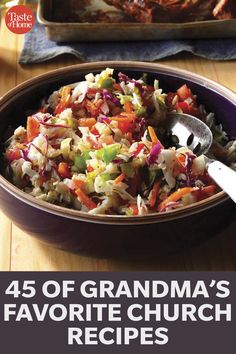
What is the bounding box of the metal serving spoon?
[166,112,236,203]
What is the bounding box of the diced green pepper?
[100,173,117,182]
[96,149,104,161]
[81,150,91,160]
[100,173,112,182]
[125,208,133,216]
[96,144,121,165]
[103,144,121,164]
[74,155,86,172]
[101,78,113,89]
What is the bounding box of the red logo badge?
[5,5,34,34]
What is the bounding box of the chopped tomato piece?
[126,132,133,143]
[201,185,217,196]
[177,84,193,101]
[70,101,80,111]
[87,87,101,96]
[118,120,134,134]
[27,116,40,142]
[147,85,154,93]
[176,101,190,114]
[6,148,22,162]
[192,185,217,202]
[132,143,145,157]
[176,102,199,117]
[129,204,139,216]
[54,102,67,115]
[90,126,100,137]
[58,162,71,179]
[87,166,94,172]
[110,113,136,134]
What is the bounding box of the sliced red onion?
[161,201,183,212]
[185,152,196,170]
[42,114,52,123]
[135,117,146,139]
[51,143,61,149]
[102,90,120,106]
[21,149,32,162]
[97,115,109,123]
[40,121,70,128]
[100,101,110,115]
[147,143,162,165]
[33,113,70,128]
[33,113,51,122]
[113,159,123,164]
[45,135,49,154]
[30,143,44,155]
[118,73,144,94]
[131,79,144,94]
[118,72,130,83]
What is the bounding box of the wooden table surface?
[0,19,236,272]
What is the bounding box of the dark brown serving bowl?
[0,62,235,257]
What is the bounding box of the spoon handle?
[207,160,236,203]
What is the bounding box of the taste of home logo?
[5,5,34,34]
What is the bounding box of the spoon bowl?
[167,112,213,155]
[166,112,236,203]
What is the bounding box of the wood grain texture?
[0,19,17,271]
[0,18,236,271]
[0,211,11,271]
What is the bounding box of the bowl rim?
[0,61,233,225]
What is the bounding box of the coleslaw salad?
[4,68,236,215]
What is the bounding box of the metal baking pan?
[37,0,236,42]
